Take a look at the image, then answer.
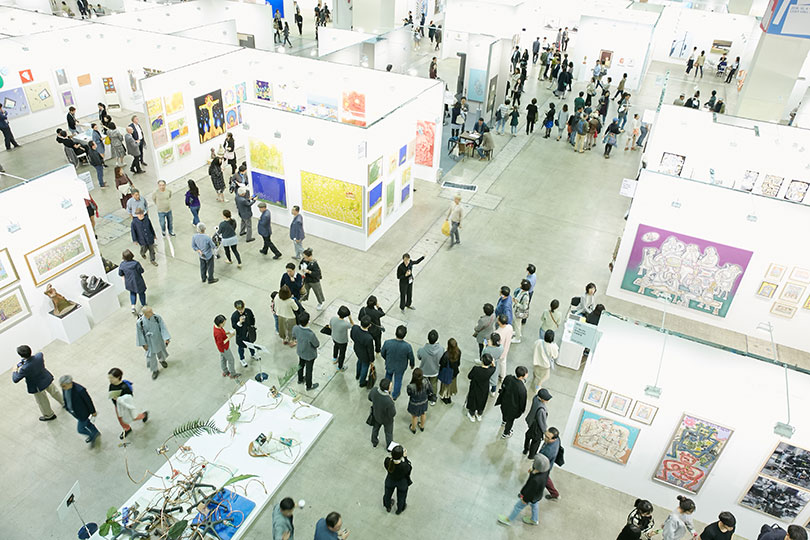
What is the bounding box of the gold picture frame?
[24,225,94,286]
[756,281,778,299]
[0,286,32,333]
[629,401,658,425]
[0,247,20,292]
[765,263,786,281]
[771,302,797,319]
[605,391,633,417]
[779,282,806,304]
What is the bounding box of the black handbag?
[320,325,332,335]
[555,446,565,467]
[246,325,257,343]
[366,407,375,426]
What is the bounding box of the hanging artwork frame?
[573,409,640,465]
[24,225,94,286]
[580,382,608,408]
[0,287,31,333]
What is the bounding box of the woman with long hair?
[114,166,133,209]
[662,496,696,540]
[184,179,201,226]
[209,156,226,202]
[275,285,299,346]
[438,338,461,404]
[217,209,241,268]
[107,122,127,166]
[406,367,434,433]
[383,445,412,515]
[223,132,237,175]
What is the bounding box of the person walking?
[0,103,21,150]
[257,202,283,258]
[497,454,551,526]
[542,102,555,138]
[352,316,375,387]
[495,99,511,135]
[300,248,325,309]
[446,195,463,247]
[131,207,158,267]
[209,156,226,203]
[381,325,415,400]
[532,330,558,391]
[192,223,218,284]
[136,306,170,380]
[540,427,562,501]
[272,497,295,540]
[107,367,148,439]
[522,388,551,458]
[327,306,353,371]
[218,209,242,268]
[152,180,175,236]
[662,496,697,540]
[213,314,240,379]
[87,142,106,187]
[293,312,320,391]
[466,353,496,422]
[434,24,442,50]
[417,329,443,395]
[437,338,461,404]
[60,375,100,447]
[473,303,496,358]
[289,206,305,260]
[124,126,143,174]
[495,365,528,438]
[314,512,349,540]
[360,295,386,355]
[108,123,126,167]
[725,57,740,84]
[119,249,147,314]
[603,118,620,159]
[406,368,434,433]
[368,378,396,448]
[525,98,538,135]
[12,345,64,421]
[126,188,148,218]
[617,499,655,540]
[276,285,299,346]
[508,104,520,136]
[397,253,424,312]
[429,57,438,79]
[231,300,258,368]
[185,179,202,226]
[235,187,257,243]
[512,279,531,343]
[383,445,413,515]
[694,50,705,78]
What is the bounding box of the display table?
[91,380,332,539]
[46,304,91,344]
[459,131,480,157]
[557,316,586,370]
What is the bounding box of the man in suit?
[289,206,305,260]
[131,207,158,266]
[368,378,396,448]
[257,202,282,259]
[396,253,425,312]
[495,365,528,439]
[128,115,147,167]
[532,37,541,64]
[12,345,64,421]
[87,141,105,187]
[76,0,89,19]
[235,188,256,242]
[60,374,100,446]
[351,316,375,387]
[124,126,143,174]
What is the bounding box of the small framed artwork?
[580,383,608,408]
[0,286,32,334]
[756,281,778,299]
[779,283,806,304]
[605,391,633,417]
[771,302,798,319]
[659,152,686,176]
[803,296,810,311]
[790,267,810,284]
[630,401,658,425]
[765,263,786,281]
[0,248,20,292]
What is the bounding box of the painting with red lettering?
[415,120,435,166]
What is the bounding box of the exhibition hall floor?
[1,55,805,540]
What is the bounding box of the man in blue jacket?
[289,206,305,260]
[257,202,282,259]
[12,345,64,421]
[381,325,415,400]
[539,426,562,501]
[495,286,513,325]
[271,497,295,540]
[60,374,100,447]
[131,207,158,266]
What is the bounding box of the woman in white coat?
[662,496,696,540]
[107,367,148,439]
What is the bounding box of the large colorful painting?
[0,88,30,118]
[740,475,810,521]
[340,90,366,127]
[300,171,362,228]
[620,224,752,318]
[24,225,94,286]
[249,139,284,175]
[573,409,640,465]
[652,413,733,494]
[0,248,20,291]
[23,82,54,112]
[168,118,188,141]
[415,120,436,167]
[251,171,287,209]
[0,287,31,334]
[255,80,273,102]
[164,92,184,115]
[194,89,225,144]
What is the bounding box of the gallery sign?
[760,0,810,39]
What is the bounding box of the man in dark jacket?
[231,300,257,368]
[130,207,157,266]
[234,187,256,242]
[0,103,20,150]
[381,325,415,400]
[292,312,320,391]
[758,525,807,540]
[257,202,282,259]
[281,263,304,300]
[368,378,396,448]
[12,345,64,421]
[300,248,325,310]
[352,317,375,387]
[498,454,550,526]
[495,366,528,438]
[540,427,562,501]
[290,206,305,260]
[60,374,100,446]
[523,388,551,458]
[396,253,425,311]
[87,141,105,187]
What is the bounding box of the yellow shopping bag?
[441,220,450,236]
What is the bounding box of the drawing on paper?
[580,382,608,408]
[168,118,188,141]
[369,182,382,210]
[306,94,339,121]
[150,115,164,132]
[225,108,239,129]
[401,184,411,204]
[659,152,686,176]
[756,281,778,299]
[740,476,810,521]
[300,171,362,228]
[176,140,191,158]
[399,144,407,166]
[249,139,284,175]
[385,181,395,217]
[653,413,733,494]
[194,90,225,143]
[24,225,93,286]
[159,147,174,165]
[620,224,753,318]
[60,90,74,108]
[784,180,809,203]
[224,88,236,109]
[605,392,632,417]
[235,82,247,103]
[151,128,168,149]
[340,90,366,127]
[251,171,287,209]
[0,248,19,291]
[573,409,639,465]
[761,442,810,491]
[415,120,435,167]
[804,296,810,310]
[23,82,54,112]
[790,267,810,283]
[368,157,382,186]
[255,80,273,102]
[779,282,806,304]
[630,401,658,425]
[55,69,68,86]
[0,287,31,334]
[164,92,184,115]
[467,68,487,102]
[765,263,787,281]
[771,302,797,318]
[368,206,382,237]
[739,170,759,192]
[147,98,163,119]
[760,175,784,197]
[401,166,411,187]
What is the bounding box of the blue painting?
[0,87,30,118]
[401,184,411,203]
[369,182,382,210]
[468,68,487,103]
[398,144,407,166]
[264,0,284,17]
[573,409,640,465]
[251,171,287,208]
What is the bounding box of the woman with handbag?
[603,118,621,159]
[224,132,237,175]
[438,338,461,404]
[218,209,241,268]
[276,285,299,347]
[383,445,413,515]
[512,280,531,343]
[209,156,226,203]
[359,295,386,354]
[114,166,134,209]
[107,122,127,167]
[406,368,435,433]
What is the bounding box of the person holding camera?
[231,300,258,368]
[383,445,413,515]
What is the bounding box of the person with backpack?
[497,454,551,526]
[542,102,556,139]
[603,118,621,159]
[522,388,551,458]
[574,113,588,153]
[135,306,171,380]
[512,279,531,343]
[757,525,807,540]
[107,367,148,439]
[662,496,697,540]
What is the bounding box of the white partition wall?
[563,316,810,540]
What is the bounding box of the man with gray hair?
[59,374,100,446]
[136,306,171,379]
[130,206,158,266]
[124,125,143,174]
[126,187,148,217]
[234,186,256,243]
[192,222,218,284]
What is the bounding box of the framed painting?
[784,180,809,203]
[740,170,759,192]
[652,413,733,494]
[630,401,658,425]
[0,88,31,119]
[251,171,287,209]
[340,90,366,127]
[779,283,806,304]
[0,248,20,291]
[55,68,68,86]
[756,281,778,299]
[765,263,787,281]
[385,181,395,217]
[805,296,810,311]
[790,267,810,284]
[150,115,164,132]
[164,92,184,115]
[760,175,784,198]
[249,139,284,175]
[176,140,191,158]
[401,183,411,204]
[580,382,608,408]
[147,98,163,119]
[367,156,382,186]
[605,391,633,417]
[771,302,797,319]
[398,144,407,166]
[23,82,54,112]
[739,475,810,521]
[0,287,31,334]
[760,441,810,490]
[194,89,225,144]
[369,182,382,210]
[159,147,174,165]
[151,128,168,149]
[467,68,486,102]
[300,171,362,228]
[573,409,640,465]
[168,118,188,141]
[24,225,94,286]
[599,49,613,68]
[255,80,273,102]
[659,152,686,176]
[415,120,436,167]
[367,206,382,237]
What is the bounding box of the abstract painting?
[620,224,753,318]
[630,401,658,425]
[600,49,614,67]
[407,139,415,162]
[225,108,239,129]
[401,166,411,187]
[369,182,382,210]
[790,267,810,283]
[573,409,640,465]
[740,476,810,521]
[760,175,784,198]
[368,206,382,236]
[604,392,632,417]
[147,98,163,119]
[0,248,19,291]
[151,128,168,149]
[580,382,608,408]
[150,115,164,132]
[159,147,174,165]
[55,68,68,86]
[194,89,225,144]
[18,69,33,84]
[467,68,487,102]
[771,302,797,318]
[761,442,810,490]
[24,225,93,286]
[176,140,191,158]
[780,282,806,304]
[0,88,30,118]
[652,413,733,494]
[659,152,686,176]
[249,139,284,175]
[102,77,116,93]
[251,171,287,208]
[756,281,778,299]
[164,92,184,115]
[368,157,382,186]
[255,80,273,102]
[77,73,92,87]
[235,82,247,103]
[23,82,54,112]
[340,90,366,127]
[415,120,436,167]
[300,171,362,228]
[306,94,338,121]
[0,287,31,334]
[60,90,74,108]
[168,118,188,141]
[784,180,809,203]
[401,183,411,204]
[385,181,395,217]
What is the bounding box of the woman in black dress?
[406,368,434,433]
[209,156,226,202]
[224,132,237,175]
[383,445,413,515]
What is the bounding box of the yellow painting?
[147,98,163,119]
[401,166,412,186]
[368,206,382,236]
[249,139,284,175]
[164,92,184,115]
[301,171,362,228]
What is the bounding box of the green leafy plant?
[226,402,242,425]
[167,520,188,540]
[279,366,297,389]
[98,507,121,537]
[171,419,222,439]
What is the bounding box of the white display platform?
[46,304,91,344]
[82,284,120,325]
[107,267,126,295]
[91,380,332,539]
[557,318,585,370]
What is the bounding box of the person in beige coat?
[275,285,299,346]
[531,330,558,392]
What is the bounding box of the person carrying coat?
[523,388,552,459]
[59,374,100,447]
[368,378,396,448]
[119,249,147,314]
[130,207,158,266]
[12,345,64,421]
[495,366,528,438]
[466,353,496,422]
[383,445,413,515]
[497,454,551,526]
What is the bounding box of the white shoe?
[511,338,521,344]
[475,414,482,422]
[240,360,248,368]
[466,412,476,423]
[316,303,324,311]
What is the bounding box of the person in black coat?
[495,366,528,438]
[523,388,552,459]
[231,300,258,368]
[359,295,386,353]
[498,454,551,526]
[466,353,496,421]
[130,207,157,265]
[352,317,376,387]
[368,379,396,448]
[383,445,413,515]
[396,253,424,311]
[60,375,100,446]
[12,345,64,421]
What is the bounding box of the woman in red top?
[214,315,239,378]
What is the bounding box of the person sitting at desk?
[56,129,89,155]
[477,132,494,160]
[472,118,490,136]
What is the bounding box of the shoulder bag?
[367,363,377,388]
[366,405,375,426]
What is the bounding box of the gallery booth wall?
[441,0,527,45]
[0,5,88,35]
[563,315,810,540]
[318,26,424,77]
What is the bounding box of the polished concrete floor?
[0,44,799,540]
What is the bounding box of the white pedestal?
[83,284,120,325]
[47,304,91,344]
[107,267,125,295]
[557,319,586,370]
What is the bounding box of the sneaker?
[475,414,482,422]
[545,494,560,501]
[497,516,511,526]
[522,516,539,525]
[131,306,137,314]
[501,430,513,439]
[511,337,521,344]
[466,412,476,423]
[39,414,57,422]
[160,360,168,368]
[240,359,249,368]
[119,429,132,440]
[316,303,324,310]
[406,306,416,310]
[332,358,338,364]
[150,261,158,267]
[142,411,149,423]
[501,420,506,427]
[272,254,283,259]
[151,371,159,380]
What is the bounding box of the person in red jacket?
[213,315,240,379]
